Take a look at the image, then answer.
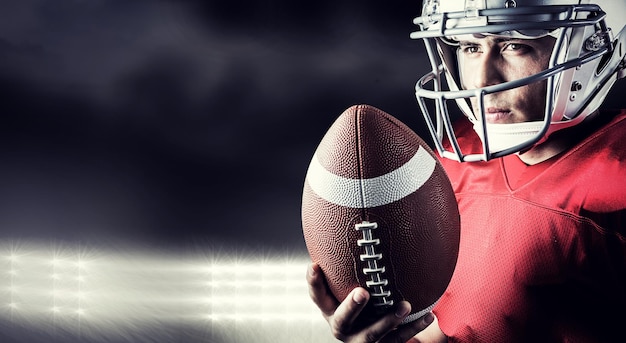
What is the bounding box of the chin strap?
[471,120,545,154]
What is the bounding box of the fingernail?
[395,303,410,318]
[353,290,366,305]
[423,312,434,325]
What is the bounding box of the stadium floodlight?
[0,241,334,343]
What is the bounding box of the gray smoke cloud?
[0,0,429,250]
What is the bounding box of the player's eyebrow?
[457,36,521,46]
[458,40,478,46]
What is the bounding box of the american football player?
[308,0,626,342]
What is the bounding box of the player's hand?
[307,262,435,343]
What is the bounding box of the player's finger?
[345,300,413,343]
[307,263,339,318]
[328,287,370,340]
[387,312,435,343]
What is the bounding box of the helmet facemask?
[412,2,624,162]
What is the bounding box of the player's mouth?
[484,107,512,124]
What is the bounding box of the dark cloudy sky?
[0,0,430,252]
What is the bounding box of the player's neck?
[517,138,569,165]
[518,110,605,165]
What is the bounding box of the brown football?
[301,104,460,324]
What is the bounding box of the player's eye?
[459,44,480,55]
[502,42,531,54]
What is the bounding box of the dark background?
[1,1,625,342]
[0,2,428,340]
[0,0,429,253]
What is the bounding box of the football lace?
[355,221,394,309]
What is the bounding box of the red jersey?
[433,110,626,342]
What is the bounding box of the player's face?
[457,35,555,124]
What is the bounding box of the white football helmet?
[411,0,626,162]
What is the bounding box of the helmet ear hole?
[595,42,615,75]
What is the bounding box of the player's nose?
[471,51,504,89]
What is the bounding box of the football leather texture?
[302,104,460,324]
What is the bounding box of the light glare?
[0,242,334,342]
